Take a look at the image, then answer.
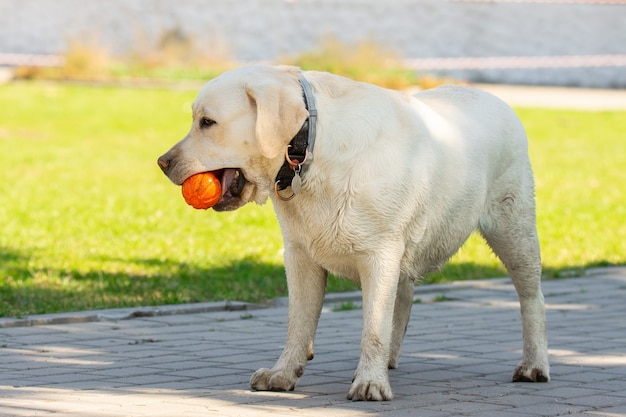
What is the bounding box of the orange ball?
[181,172,222,209]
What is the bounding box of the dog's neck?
[273,73,317,201]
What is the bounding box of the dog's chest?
[277,203,366,281]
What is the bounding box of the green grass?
[332,301,361,312]
[1,81,625,317]
[433,294,456,303]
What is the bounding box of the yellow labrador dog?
[158,65,549,401]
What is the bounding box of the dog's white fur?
[158,65,550,401]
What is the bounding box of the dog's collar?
[274,73,318,200]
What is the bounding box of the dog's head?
[157,65,309,211]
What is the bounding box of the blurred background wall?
[1,0,625,87]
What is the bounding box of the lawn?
[1,81,624,317]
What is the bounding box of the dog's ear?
[245,79,309,159]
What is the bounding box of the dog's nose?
[157,155,171,174]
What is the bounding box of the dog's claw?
[347,372,393,401]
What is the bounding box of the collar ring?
[274,180,296,201]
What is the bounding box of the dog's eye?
[200,117,216,129]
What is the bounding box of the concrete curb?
[0,300,256,329]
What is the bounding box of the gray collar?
[273,73,318,200]
[299,73,317,162]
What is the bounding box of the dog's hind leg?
[479,181,550,383]
[388,275,413,369]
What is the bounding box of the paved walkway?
[1,268,625,416]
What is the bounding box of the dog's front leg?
[348,250,402,401]
[250,244,327,392]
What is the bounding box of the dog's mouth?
[212,168,247,211]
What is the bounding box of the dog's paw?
[512,363,550,382]
[250,367,300,392]
[347,373,393,401]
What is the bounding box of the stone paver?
[1,267,625,416]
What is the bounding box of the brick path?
[1,268,625,416]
